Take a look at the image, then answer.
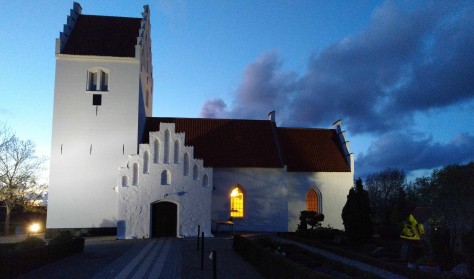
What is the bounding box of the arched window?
[121,176,128,187]
[193,164,199,180]
[174,140,180,163]
[132,163,139,185]
[153,139,160,163]
[87,68,108,91]
[230,186,244,218]
[164,130,170,164]
[306,189,320,213]
[143,151,149,174]
[202,175,209,187]
[183,153,189,176]
[161,170,171,185]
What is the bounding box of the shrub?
[48,230,84,259]
[341,178,373,244]
[15,236,46,251]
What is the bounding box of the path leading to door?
[93,238,181,279]
[16,236,262,279]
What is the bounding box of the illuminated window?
[306,189,319,213]
[230,186,244,218]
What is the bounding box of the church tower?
[47,3,153,232]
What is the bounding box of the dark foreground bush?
[233,234,332,279]
[0,233,84,279]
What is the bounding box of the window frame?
[230,185,245,218]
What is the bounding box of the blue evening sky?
[1,1,473,181]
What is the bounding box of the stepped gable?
[61,14,141,57]
[144,117,283,169]
[277,127,350,172]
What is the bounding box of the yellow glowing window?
[306,189,318,213]
[230,187,244,217]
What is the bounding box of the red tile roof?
[143,117,350,172]
[277,128,350,172]
[61,15,141,57]
[144,118,283,168]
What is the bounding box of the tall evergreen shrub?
[341,178,373,243]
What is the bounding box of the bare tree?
[0,125,45,235]
[365,168,406,225]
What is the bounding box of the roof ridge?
[278,126,334,131]
[81,14,141,20]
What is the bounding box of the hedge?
[0,234,85,279]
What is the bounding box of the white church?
[46,3,354,239]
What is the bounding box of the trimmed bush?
[0,233,85,279]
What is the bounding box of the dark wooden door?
[151,202,177,237]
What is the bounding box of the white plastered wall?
[117,123,213,239]
[287,171,354,231]
[47,55,140,229]
[211,168,289,232]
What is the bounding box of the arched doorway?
[151,201,177,237]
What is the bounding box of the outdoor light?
[29,223,41,234]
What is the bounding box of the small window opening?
[93,94,102,106]
[161,170,171,185]
[193,164,199,180]
[132,163,139,185]
[183,153,189,176]
[122,176,128,187]
[174,140,180,163]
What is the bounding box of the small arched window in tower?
[121,176,128,187]
[153,139,160,163]
[306,189,320,213]
[161,170,171,185]
[183,153,189,176]
[193,164,199,180]
[202,175,209,187]
[174,140,180,163]
[143,151,149,174]
[230,186,244,218]
[164,130,170,164]
[132,163,139,186]
[87,68,108,91]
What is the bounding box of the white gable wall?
[118,123,213,239]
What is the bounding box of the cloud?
[200,52,296,122]
[356,132,474,178]
[198,1,474,175]
[200,1,474,134]
[200,99,227,118]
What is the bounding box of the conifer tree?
[342,178,373,243]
